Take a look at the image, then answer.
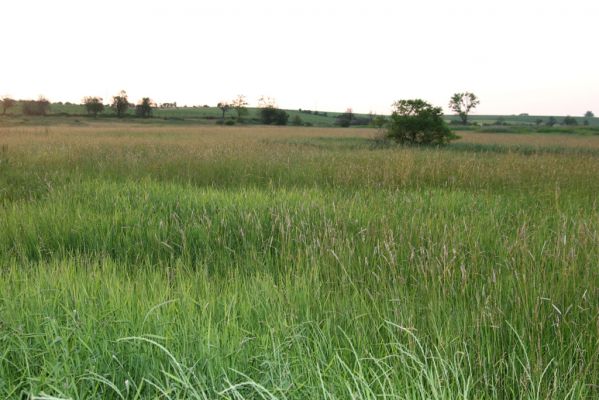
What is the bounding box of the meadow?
[0,124,598,399]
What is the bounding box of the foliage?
[1,97,16,115]
[257,96,287,125]
[562,115,578,126]
[217,101,230,123]
[259,107,289,125]
[546,116,557,127]
[291,114,303,126]
[448,92,480,124]
[22,97,50,116]
[112,90,129,118]
[335,108,354,127]
[370,115,387,129]
[231,95,248,122]
[494,116,508,126]
[136,97,155,118]
[0,124,598,398]
[83,96,104,117]
[387,99,455,145]
[584,110,594,118]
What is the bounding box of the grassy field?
[0,124,598,399]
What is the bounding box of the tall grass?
[0,125,597,398]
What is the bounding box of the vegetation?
[387,99,455,145]
[231,95,249,122]
[563,115,578,126]
[217,101,230,124]
[83,96,105,117]
[0,123,597,399]
[21,97,51,116]
[1,97,16,115]
[335,108,354,127]
[136,97,155,118]
[112,90,129,118]
[448,92,480,124]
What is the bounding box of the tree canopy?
[387,99,455,145]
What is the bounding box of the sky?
[1,0,598,116]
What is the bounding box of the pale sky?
[1,0,598,115]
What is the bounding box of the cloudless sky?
[1,0,598,115]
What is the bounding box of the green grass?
[0,124,598,399]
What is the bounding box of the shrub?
[83,97,105,117]
[335,111,353,127]
[22,98,50,116]
[387,99,455,145]
[563,116,578,126]
[259,107,289,125]
[225,120,235,126]
[291,115,303,126]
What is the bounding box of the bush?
[563,116,578,126]
[22,99,50,116]
[225,120,235,126]
[291,115,303,126]
[387,99,455,145]
[335,112,352,127]
[259,107,289,125]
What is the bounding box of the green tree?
[136,97,155,118]
[83,96,105,117]
[217,101,230,124]
[562,116,578,126]
[387,99,455,145]
[546,116,557,127]
[112,90,129,118]
[448,92,480,125]
[259,107,289,125]
[584,111,594,118]
[335,108,354,127]
[231,95,248,122]
[257,96,288,125]
[371,115,387,129]
[1,97,16,115]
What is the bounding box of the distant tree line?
[1,91,595,142]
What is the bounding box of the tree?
[112,90,129,118]
[546,117,557,127]
[231,95,248,122]
[217,101,230,124]
[1,97,16,115]
[257,96,288,125]
[136,97,155,118]
[584,111,594,118]
[335,108,354,127]
[83,96,104,117]
[371,115,387,129]
[387,99,455,145]
[22,96,50,116]
[562,116,578,126]
[259,107,289,125]
[535,118,544,127]
[448,92,480,125]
